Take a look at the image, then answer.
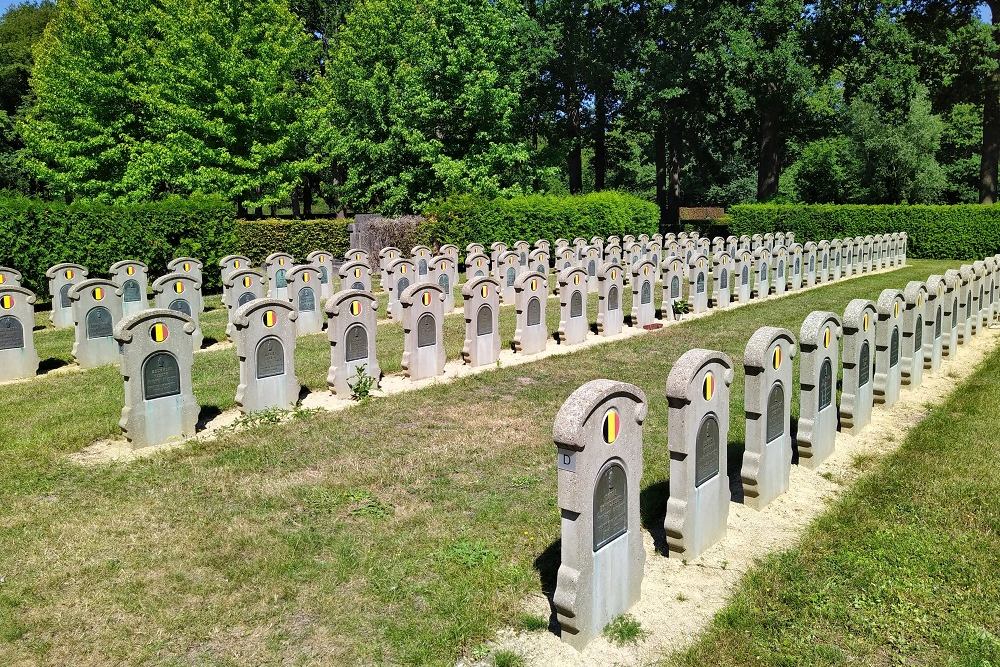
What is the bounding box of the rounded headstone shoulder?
[843,298,877,331]
[114,307,195,342]
[552,379,648,451]
[234,297,297,328]
[666,349,735,401]
[744,327,797,369]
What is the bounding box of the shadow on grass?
[38,357,68,373]
[533,537,562,635]
[196,405,222,428]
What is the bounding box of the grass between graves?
[670,336,1000,667]
[0,260,969,665]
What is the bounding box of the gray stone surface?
[490,242,509,274]
[901,281,928,388]
[817,241,830,283]
[307,250,337,301]
[412,245,433,279]
[339,258,373,294]
[941,270,961,358]
[796,311,842,469]
[167,257,203,284]
[583,246,602,294]
[552,379,647,651]
[224,269,266,339]
[219,254,251,288]
[465,252,491,283]
[114,309,199,448]
[461,276,502,367]
[529,249,550,276]
[630,260,657,327]
[151,272,203,350]
[378,247,401,288]
[46,262,88,328]
[597,263,625,336]
[439,243,460,267]
[265,252,294,301]
[957,265,974,344]
[400,282,446,380]
[430,255,457,313]
[514,240,532,269]
[386,258,417,322]
[840,299,877,435]
[69,278,123,368]
[972,260,987,335]
[661,256,685,321]
[233,298,299,413]
[286,265,324,336]
[873,289,904,407]
[771,247,788,295]
[0,266,21,288]
[0,285,39,381]
[325,289,381,396]
[924,275,945,373]
[109,260,149,317]
[557,247,578,272]
[513,271,549,354]
[789,243,804,288]
[803,242,817,287]
[688,254,710,313]
[741,327,796,510]
[736,250,753,302]
[558,267,589,345]
[497,251,521,304]
[830,239,842,280]
[713,253,732,308]
[665,349,734,559]
[753,249,771,299]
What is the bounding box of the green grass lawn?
[671,331,1000,667]
[0,260,971,665]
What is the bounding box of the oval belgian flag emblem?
[772,345,782,370]
[174,281,185,294]
[263,310,277,328]
[481,285,489,298]
[530,278,538,291]
[303,272,311,283]
[243,276,253,288]
[183,262,191,272]
[65,269,75,280]
[823,327,832,348]
[1,294,13,309]
[350,300,362,316]
[354,268,362,278]
[422,291,432,307]
[602,408,620,444]
[703,371,715,401]
[126,265,135,276]
[93,287,105,301]
[234,260,241,269]
[150,322,168,343]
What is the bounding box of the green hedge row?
[423,192,659,249]
[234,219,351,266]
[728,204,1000,260]
[0,196,235,298]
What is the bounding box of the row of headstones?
[549,254,1000,651]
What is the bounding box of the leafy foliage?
[235,218,351,264]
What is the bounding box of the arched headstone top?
[265,252,294,267]
[514,269,548,292]
[630,259,656,281]
[306,250,331,264]
[285,264,322,291]
[744,326,797,371]
[325,288,378,317]
[803,241,817,252]
[45,262,88,280]
[688,253,709,271]
[114,307,195,343]
[557,265,588,287]
[387,257,416,276]
[903,281,928,308]
[400,281,446,307]
[233,297,297,330]
[0,284,35,304]
[972,260,987,278]
[0,266,23,285]
[842,298,877,334]
[151,271,202,294]
[462,275,501,300]
[110,259,148,276]
[225,267,265,290]
[799,311,842,350]
[926,275,947,302]
[665,349,735,407]
[465,243,485,257]
[553,379,648,452]
[167,256,203,273]
[490,241,508,254]
[876,288,905,317]
[465,252,490,271]
[943,269,961,289]
[345,248,370,264]
[69,278,122,303]
[411,245,432,258]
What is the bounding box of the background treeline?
[0,0,997,226]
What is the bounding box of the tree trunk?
[594,90,608,191]
[756,96,781,201]
[655,123,667,231]
[303,176,313,218]
[567,110,583,194]
[981,1,1000,204]
[291,183,301,218]
[666,119,682,232]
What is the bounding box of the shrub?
[728,204,1000,260]
[234,218,351,265]
[353,214,433,257]
[423,192,658,249]
[0,195,234,298]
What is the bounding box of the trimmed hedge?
[0,196,235,298]
[234,219,351,266]
[423,192,659,249]
[728,204,1000,260]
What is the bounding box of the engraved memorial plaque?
[671,276,681,298]
[696,273,705,294]
[396,278,410,300]
[477,304,493,335]
[345,323,368,362]
[238,291,256,306]
[819,358,832,410]
[527,297,541,326]
[721,268,728,287]
[695,414,720,487]
[520,252,527,265]
[890,327,899,366]
[168,298,192,316]
[570,291,583,317]
[352,281,365,290]
[592,461,627,552]
[419,259,428,276]
[86,306,113,339]
[588,260,596,276]
[319,266,328,284]
[765,383,784,443]
[741,266,749,285]
[276,269,287,288]
[935,306,942,337]
[123,279,142,303]
[640,281,651,304]
[952,299,958,327]
[143,352,181,400]
[914,315,923,351]
[795,257,800,274]
[256,337,285,378]
[759,264,767,281]
[506,267,516,287]
[608,285,619,311]
[298,287,316,312]
[859,341,870,386]
[60,284,72,308]
[0,315,23,350]
[438,275,450,292]
[417,313,436,347]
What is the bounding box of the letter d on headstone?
[553,380,647,651]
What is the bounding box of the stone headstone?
[386,258,417,322]
[151,272,203,350]
[874,289,904,407]
[439,244,460,267]
[796,311,842,469]
[817,241,831,283]
[325,289,381,396]
[583,246,602,294]
[339,258,373,294]
[286,265,324,336]
[741,326,796,510]
[346,248,371,266]
[224,269,266,340]
[923,275,945,373]
[166,256,203,284]
[597,263,625,337]
[972,260,987,336]
[957,265,974,345]
[514,240,532,268]
[46,262,88,328]
[665,349,734,559]
[771,247,788,296]
[307,250,337,301]
[465,242,486,258]
[754,249,771,298]
[529,248,550,276]
[401,282,446,380]
[803,242,817,287]
[497,251,520,304]
[841,241,853,279]
[265,252,294,301]
[553,379,647,651]
[114,309,199,448]
[69,278,123,368]
[430,255,458,313]
[109,260,149,317]
[0,286,39,381]
[557,247,577,273]
[0,266,22,288]
[378,247,401,289]
[901,281,928,388]
[713,253,732,308]
[490,242,508,276]
[661,256,685,322]
[736,250,753,303]
[513,271,549,354]
[233,298,299,413]
[465,252,490,283]
[863,236,875,273]
[941,270,961,358]
[840,299,877,434]
[534,239,551,253]
[630,260,657,328]
[557,267,588,345]
[461,276,501,367]
[411,245,433,279]
[219,254,251,287]
[830,239,843,280]
[788,243,803,289]
[688,254,710,314]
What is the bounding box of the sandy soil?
[465,324,1000,667]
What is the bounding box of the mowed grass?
[0,261,963,665]
[671,333,1000,667]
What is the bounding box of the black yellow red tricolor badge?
[93,287,104,301]
[422,291,431,306]
[481,285,488,298]
[823,327,831,348]
[183,262,191,272]
[303,272,311,283]
[350,300,362,316]
[863,313,869,331]
[174,281,184,294]
[234,260,241,269]
[150,322,168,342]
[127,265,135,276]
[65,269,74,280]
[772,345,782,370]
[263,310,276,327]
[530,278,538,291]
[243,276,253,288]
[354,268,362,278]
[602,408,620,444]
[703,372,715,400]
[1,295,13,309]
